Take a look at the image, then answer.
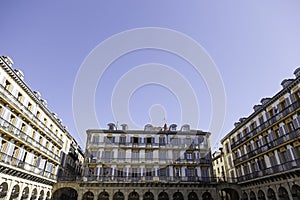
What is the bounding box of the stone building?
[0,55,80,199]
[220,67,300,200]
[52,123,217,200]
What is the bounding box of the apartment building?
[52,123,217,200]
[0,55,78,200]
[221,67,300,200]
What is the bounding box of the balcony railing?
[0,84,63,146]
[233,128,300,165]
[0,151,56,180]
[87,158,211,165]
[238,158,300,182]
[231,100,300,150]
[58,175,217,183]
[0,116,60,161]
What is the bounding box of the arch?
[173,192,184,200]
[143,191,154,200]
[46,191,51,200]
[52,187,78,200]
[188,192,199,200]
[292,184,300,200]
[83,191,94,200]
[0,182,8,198]
[158,191,169,200]
[128,191,139,200]
[98,191,109,200]
[242,192,248,200]
[267,188,276,200]
[257,190,266,200]
[21,187,29,200]
[10,184,20,199]
[39,190,45,200]
[202,192,212,200]
[113,191,124,200]
[278,187,289,200]
[31,188,37,200]
[249,191,256,200]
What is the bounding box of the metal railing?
[0,116,60,161]
[0,84,63,146]
[0,151,56,180]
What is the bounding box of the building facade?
[221,67,300,200]
[212,150,225,182]
[53,123,217,200]
[0,55,79,200]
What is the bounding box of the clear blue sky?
[1,1,300,150]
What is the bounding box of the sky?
[1,1,300,150]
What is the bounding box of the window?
[146,151,152,161]
[118,151,125,161]
[132,151,139,161]
[104,151,111,162]
[92,135,99,144]
[174,168,180,177]
[159,137,166,145]
[106,136,115,144]
[4,80,11,91]
[17,92,23,102]
[259,116,264,125]
[119,136,126,145]
[173,151,179,161]
[146,168,152,180]
[146,137,152,144]
[133,137,139,144]
[27,102,32,111]
[131,168,138,178]
[171,138,178,145]
[187,168,194,177]
[117,168,123,177]
[160,151,166,161]
[185,152,192,160]
[36,111,41,119]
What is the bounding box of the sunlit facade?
[53,123,217,200]
[221,67,300,200]
[0,55,75,199]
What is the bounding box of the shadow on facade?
[52,187,78,200]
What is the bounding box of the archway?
[292,184,300,200]
[202,192,212,200]
[10,184,20,199]
[143,191,154,200]
[83,191,94,200]
[158,191,169,200]
[242,192,248,200]
[219,188,239,200]
[52,187,78,200]
[249,191,256,200]
[31,188,37,200]
[257,190,266,200]
[188,192,199,200]
[46,191,51,200]
[98,191,109,200]
[113,191,124,200]
[129,191,139,200]
[267,188,276,200]
[278,187,289,200]
[38,190,44,200]
[173,192,184,200]
[0,182,8,198]
[21,187,29,200]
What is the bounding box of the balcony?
[231,100,300,150]
[0,151,56,180]
[0,84,63,146]
[233,128,300,165]
[0,116,60,161]
[238,158,300,182]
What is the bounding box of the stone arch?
[249,191,256,200]
[10,184,20,199]
[143,191,154,200]
[128,191,139,200]
[158,191,169,200]
[278,186,290,200]
[113,191,124,200]
[188,191,199,200]
[292,184,300,200]
[202,192,212,200]
[21,186,29,200]
[31,188,38,200]
[39,190,45,200]
[83,191,94,200]
[0,182,8,198]
[46,191,51,200]
[52,187,78,200]
[242,192,248,200]
[98,191,109,200]
[173,192,184,200]
[257,190,266,200]
[267,188,276,200]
